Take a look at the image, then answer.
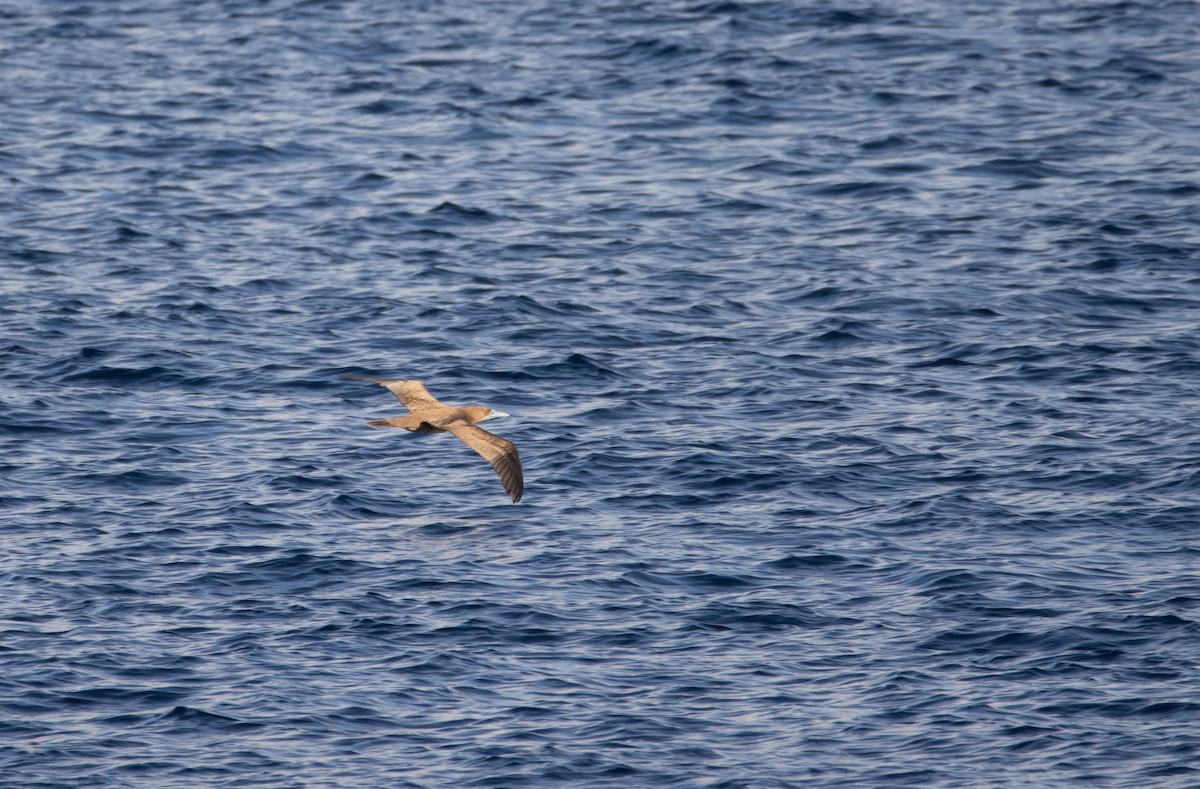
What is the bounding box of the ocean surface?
[2,1,1199,786]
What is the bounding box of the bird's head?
[465,406,509,424]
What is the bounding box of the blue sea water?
[2,0,1200,786]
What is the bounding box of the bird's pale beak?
[483,410,509,421]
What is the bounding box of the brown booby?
[341,375,524,503]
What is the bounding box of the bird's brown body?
[342,376,524,503]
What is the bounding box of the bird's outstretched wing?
[443,421,524,503]
[341,375,441,412]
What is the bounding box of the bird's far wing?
[341,375,441,412]
[443,421,524,503]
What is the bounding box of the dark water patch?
[426,201,502,223]
[761,553,863,572]
[954,157,1066,180]
[152,705,264,732]
[59,364,192,386]
[684,601,857,631]
[806,180,915,198]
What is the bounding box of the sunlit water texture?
[2,0,1199,786]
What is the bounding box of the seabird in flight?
[341,375,524,503]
